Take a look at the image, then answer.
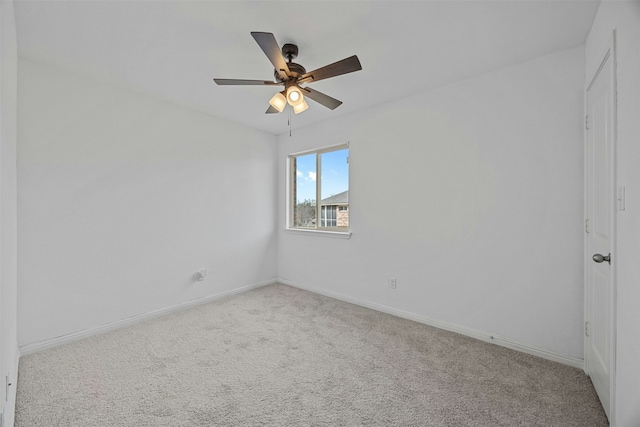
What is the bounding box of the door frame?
[584,30,617,420]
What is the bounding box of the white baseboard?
[19,277,584,371]
[19,278,277,356]
[278,278,584,370]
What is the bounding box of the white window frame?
[286,142,351,238]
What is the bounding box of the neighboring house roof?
[321,190,349,206]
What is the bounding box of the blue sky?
[295,148,349,203]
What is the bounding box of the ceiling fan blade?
[300,87,343,110]
[251,32,290,79]
[265,105,280,114]
[214,78,280,86]
[298,55,362,84]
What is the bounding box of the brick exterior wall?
[337,207,349,227]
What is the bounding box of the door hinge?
[585,321,590,337]
[585,115,590,130]
[585,218,590,234]
[5,375,11,403]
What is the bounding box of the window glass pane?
[320,149,349,201]
[293,153,316,228]
[319,149,349,230]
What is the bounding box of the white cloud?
[296,170,303,178]
[307,171,316,181]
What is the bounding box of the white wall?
[0,0,19,425]
[585,1,640,425]
[278,46,585,362]
[17,59,278,348]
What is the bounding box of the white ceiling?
[14,0,599,136]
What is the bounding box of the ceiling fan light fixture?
[286,86,304,106]
[269,92,287,113]
[293,99,309,114]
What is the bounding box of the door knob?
[592,253,611,264]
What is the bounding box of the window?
[289,144,349,232]
[321,206,337,227]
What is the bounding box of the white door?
[585,42,615,420]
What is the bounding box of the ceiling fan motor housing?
[273,43,306,82]
[274,62,306,82]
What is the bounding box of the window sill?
[284,228,352,239]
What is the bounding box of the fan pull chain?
[289,110,292,137]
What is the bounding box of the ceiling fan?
[214,32,362,115]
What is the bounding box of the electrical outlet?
[388,278,397,289]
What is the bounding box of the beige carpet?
[16,284,607,426]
